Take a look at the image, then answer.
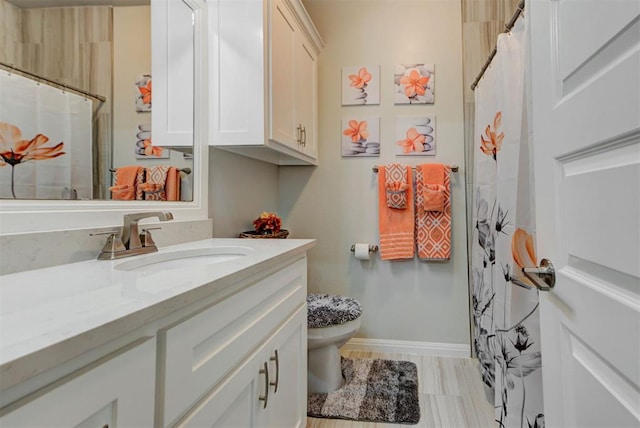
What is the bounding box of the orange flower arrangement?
[480,112,504,161]
[253,211,282,234]
[0,122,65,198]
[511,228,537,287]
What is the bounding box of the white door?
[529,1,640,427]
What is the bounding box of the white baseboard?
[342,338,470,358]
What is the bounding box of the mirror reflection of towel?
[110,166,143,200]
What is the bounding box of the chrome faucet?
[92,211,174,260]
[121,211,174,251]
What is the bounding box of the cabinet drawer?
[0,338,156,427]
[160,258,307,426]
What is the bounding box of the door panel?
[530,0,640,426]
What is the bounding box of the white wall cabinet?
[1,257,308,428]
[209,0,323,165]
[151,0,195,147]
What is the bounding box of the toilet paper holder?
[350,244,379,253]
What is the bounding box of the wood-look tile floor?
[306,350,496,428]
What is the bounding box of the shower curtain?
[471,18,545,428]
[0,72,93,199]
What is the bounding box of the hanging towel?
[165,167,181,201]
[109,166,144,200]
[140,165,170,200]
[415,164,451,261]
[378,164,415,260]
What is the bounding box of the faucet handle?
[91,232,126,260]
[140,227,161,248]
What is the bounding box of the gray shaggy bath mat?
[307,357,420,424]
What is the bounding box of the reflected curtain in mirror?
[0,72,94,199]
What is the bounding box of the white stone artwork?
[341,117,380,157]
[394,64,434,104]
[342,65,380,105]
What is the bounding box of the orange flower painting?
[135,75,152,112]
[0,121,65,198]
[480,111,504,161]
[341,117,380,157]
[395,116,435,156]
[135,123,168,159]
[397,128,426,153]
[400,69,430,98]
[342,65,380,105]
[343,120,369,143]
[395,64,435,104]
[348,67,372,89]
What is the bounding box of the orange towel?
[109,166,143,200]
[165,167,181,201]
[378,164,414,260]
[415,164,451,260]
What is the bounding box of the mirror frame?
[0,0,209,234]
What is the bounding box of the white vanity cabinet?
[158,258,307,427]
[0,338,156,427]
[0,240,313,428]
[209,0,323,165]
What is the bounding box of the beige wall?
[280,0,469,345]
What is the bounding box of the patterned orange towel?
[415,164,451,261]
[141,166,170,200]
[378,164,414,260]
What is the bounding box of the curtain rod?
[110,167,192,174]
[372,165,458,173]
[0,61,107,103]
[470,0,525,91]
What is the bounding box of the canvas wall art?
[394,64,434,104]
[342,65,380,105]
[135,74,152,112]
[395,116,435,156]
[342,117,380,157]
[135,123,168,158]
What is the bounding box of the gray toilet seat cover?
[307,293,362,328]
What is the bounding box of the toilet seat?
[307,293,362,328]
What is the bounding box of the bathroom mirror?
[0,0,194,202]
[0,0,208,234]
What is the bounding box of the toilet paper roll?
[354,243,370,260]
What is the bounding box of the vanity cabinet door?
[262,305,307,428]
[0,338,156,427]
[174,305,306,428]
[159,259,307,426]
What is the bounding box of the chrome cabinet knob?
[522,258,556,291]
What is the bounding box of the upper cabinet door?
[152,0,194,147]
[294,38,317,159]
[270,0,298,149]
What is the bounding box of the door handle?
[522,258,556,291]
[301,126,306,146]
[296,124,302,145]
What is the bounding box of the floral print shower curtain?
[471,18,545,428]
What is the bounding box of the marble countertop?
[0,238,315,391]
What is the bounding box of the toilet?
[307,293,362,394]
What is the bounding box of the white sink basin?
[114,246,253,272]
